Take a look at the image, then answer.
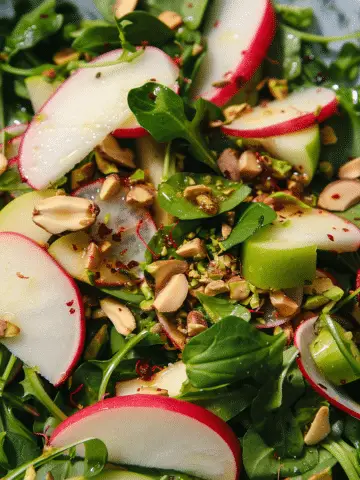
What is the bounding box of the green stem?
[188,130,220,173]
[23,367,67,422]
[0,355,17,395]
[282,25,360,43]
[332,287,360,313]
[339,440,360,476]
[68,49,143,71]
[322,439,360,480]
[97,329,149,401]
[0,63,56,77]
[162,141,176,182]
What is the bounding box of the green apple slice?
[0,190,56,244]
[25,76,62,112]
[246,125,320,182]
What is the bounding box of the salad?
[1,0,360,479]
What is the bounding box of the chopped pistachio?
[303,295,330,310]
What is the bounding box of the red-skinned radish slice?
[112,116,148,139]
[50,395,240,480]
[19,47,179,190]
[0,232,84,386]
[295,317,360,419]
[192,0,276,106]
[74,179,157,271]
[222,87,338,138]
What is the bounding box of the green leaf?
[275,5,313,30]
[263,409,304,458]
[128,83,219,172]
[5,0,63,55]
[140,0,184,15]
[93,0,116,22]
[266,26,302,80]
[290,448,337,480]
[243,428,318,480]
[158,172,251,220]
[100,288,145,305]
[329,43,360,82]
[197,293,251,323]
[338,201,360,229]
[344,415,360,449]
[73,25,120,53]
[294,388,329,429]
[118,12,174,47]
[183,316,286,388]
[182,1,209,30]
[0,169,32,193]
[221,203,277,251]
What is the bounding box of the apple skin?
[50,395,241,480]
[242,233,317,289]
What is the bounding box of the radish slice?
[50,395,240,480]
[19,47,179,190]
[295,317,360,419]
[192,0,276,106]
[112,116,148,139]
[116,361,187,397]
[0,232,84,385]
[222,87,338,138]
[74,179,157,270]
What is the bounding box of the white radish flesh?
[222,87,338,137]
[0,232,84,385]
[19,47,179,189]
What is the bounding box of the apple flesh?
[222,87,338,137]
[50,395,240,480]
[192,0,276,106]
[0,190,56,244]
[246,125,320,182]
[0,232,84,385]
[116,361,187,397]
[19,47,179,190]
[25,76,62,112]
[295,317,360,420]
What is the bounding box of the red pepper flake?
[331,193,340,199]
[187,2,193,7]
[213,20,220,27]
[327,234,334,241]
[66,300,74,307]
[69,383,84,408]
[141,40,149,47]
[136,359,154,380]
[42,68,56,79]
[40,13,49,18]
[343,228,350,232]
[69,308,76,315]
[16,272,29,279]
[98,223,112,238]
[241,50,247,55]
[174,55,182,66]
[72,244,78,251]
[340,379,347,385]
[119,248,128,256]
[356,269,360,302]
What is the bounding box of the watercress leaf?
[329,43,360,82]
[243,428,318,480]
[289,449,337,480]
[344,416,360,449]
[118,12,174,46]
[72,25,120,53]
[0,432,9,470]
[183,316,286,388]
[221,203,277,251]
[128,83,219,172]
[263,409,304,458]
[100,287,144,305]
[275,5,314,30]
[35,459,86,479]
[338,203,360,228]
[158,172,251,220]
[294,388,329,429]
[182,1,209,30]
[197,293,251,323]
[0,168,32,193]
[5,0,63,55]
[93,0,116,22]
[266,26,302,80]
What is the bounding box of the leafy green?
[243,428,319,480]
[117,12,174,46]
[182,2,209,30]
[158,172,251,220]
[93,0,117,22]
[5,0,63,56]
[197,293,250,323]
[275,5,313,30]
[72,25,121,53]
[221,203,277,251]
[266,26,302,80]
[322,438,360,480]
[0,169,32,193]
[183,316,286,388]
[290,449,337,480]
[128,83,219,172]
[100,287,145,305]
[329,43,360,82]
[338,203,360,229]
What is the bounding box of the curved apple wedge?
[222,87,337,137]
[50,395,240,480]
[295,317,360,420]
[19,47,179,189]
[0,232,84,385]
[193,0,276,106]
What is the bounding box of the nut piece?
[71,161,94,190]
[196,194,218,215]
[153,273,189,312]
[338,157,360,180]
[0,319,20,338]
[308,469,332,480]
[238,150,262,180]
[0,152,8,176]
[53,48,79,66]
[158,11,183,29]
[223,103,250,123]
[303,277,333,295]
[204,280,229,297]
[228,276,250,301]
[217,148,241,181]
[126,184,156,207]
[317,179,360,212]
[222,223,232,239]
[184,184,212,200]
[99,240,112,253]
[100,297,136,336]
[114,0,138,19]
[176,238,207,259]
[192,44,204,56]
[24,466,36,480]
[304,406,331,446]
[270,290,299,318]
[268,78,288,100]
[321,126,337,145]
[98,135,136,169]
[32,196,99,235]
[147,259,188,291]
[100,174,122,201]
[187,311,207,337]
[86,242,101,270]
[137,386,169,396]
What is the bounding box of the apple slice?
[222,87,338,137]
[192,0,276,106]
[50,395,240,480]
[0,232,84,385]
[295,317,360,420]
[0,190,56,244]
[116,361,187,397]
[25,76,62,113]
[19,47,179,190]
[246,125,320,182]
[74,179,157,270]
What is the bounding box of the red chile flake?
[213,19,220,28]
[148,92,157,101]
[66,300,74,307]
[136,359,154,380]
[343,228,350,232]
[327,234,335,242]
[331,193,340,200]
[72,244,78,251]
[40,14,49,18]
[69,308,76,315]
[16,272,29,279]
